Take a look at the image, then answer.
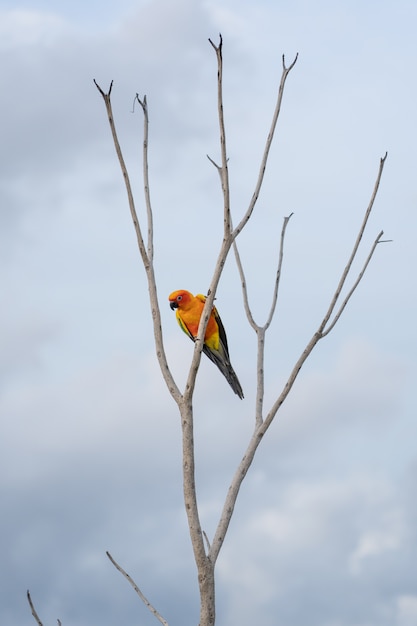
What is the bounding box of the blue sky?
[1,1,416,625]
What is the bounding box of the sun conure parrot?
[169,290,244,399]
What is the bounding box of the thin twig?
[27,589,63,625]
[27,591,44,626]
[233,241,257,331]
[136,94,154,262]
[232,54,298,241]
[208,34,231,236]
[106,552,169,626]
[264,212,293,329]
[203,530,211,552]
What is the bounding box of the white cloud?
[396,595,417,626]
[348,510,405,575]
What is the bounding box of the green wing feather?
[212,306,229,355]
[197,295,243,399]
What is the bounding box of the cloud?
[396,595,417,626]
[348,511,404,576]
[217,472,415,626]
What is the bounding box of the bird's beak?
[170,301,178,310]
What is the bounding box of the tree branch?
[106,552,169,626]
[94,80,181,404]
[208,34,231,236]
[232,53,298,241]
[135,94,154,261]
[233,242,257,332]
[264,212,294,329]
[93,80,148,268]
[319,152,388,334]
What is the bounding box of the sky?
[1,1,416,625]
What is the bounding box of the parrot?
[169,289,244,399]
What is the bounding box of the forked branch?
[319,152,388,335]
[234,213,294,332]
[234,213,293,424]
[209,153,388,565]
[321,228,386,337]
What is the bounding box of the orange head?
[169,289,194,311]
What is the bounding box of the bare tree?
[29,35,387,626]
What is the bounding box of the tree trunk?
[198,559,215,626]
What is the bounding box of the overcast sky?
[1,1,416,625]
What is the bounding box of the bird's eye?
[177,295,182,301]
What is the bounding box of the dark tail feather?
[203,345,244,399]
